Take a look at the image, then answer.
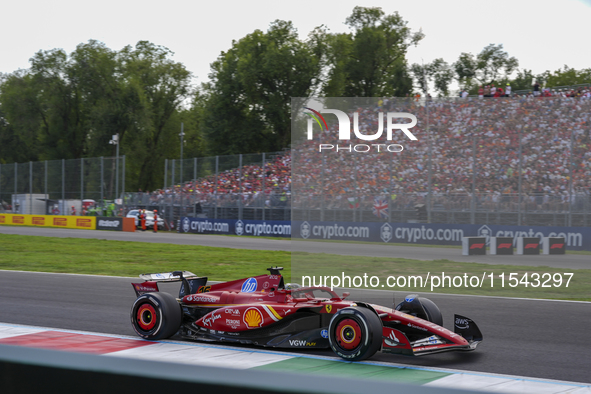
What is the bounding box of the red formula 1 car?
[130,267,482,361]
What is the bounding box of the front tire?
[131,292,181,340]
[328,306,382,361]
[418,297,443,326]
[395,295,443,326]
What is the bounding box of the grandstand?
[2,96,590,228]
[124,95,591,227]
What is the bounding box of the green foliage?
[118,41,193,191]
[410,58,454,97]
[0,40,193,192]
[454,44,518,89]
[0,72,42,163]
[541,66,591,88]
[178,91,207,159]
[508,68,536,92]
[322,7,421,97]
[203,20,320,155]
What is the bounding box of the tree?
[323,6,422,97]
[508,68,536,92]
[178,90,207,160]
[543,66,591,88]
[430,59,455,97]
[118,41,193,191]
[410,58,454,97]
[27,48,87,160]
[203,20,320,155]
[68,40,133,158]
[0,40,193,192]
[453,44,518,89]
[0,72,43,163]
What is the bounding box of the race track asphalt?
[1,226,590,383]
[0,270,589,383]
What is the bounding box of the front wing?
[381,314,483,356]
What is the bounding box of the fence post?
[214,156,219,220]
[321,151,326,222]
[62,159,65,211]
[164,159,168,190]
[471,135,476,224]
[427,97,432,224]
[45,161,48,213]
[518,125,523,226]
[194,157,197,217]
[569,128,574,226]
[122,155,126,216]
[239,154,243,220]
[29,161,33,215]
[262,152,265,220]
[14,162,17,212]
[171,159,175,191]
[81,158,84,204]
[100,157,104,205]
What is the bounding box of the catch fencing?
[0,156,124,216]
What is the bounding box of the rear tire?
[328,306,382,361]
[131,292,181,340]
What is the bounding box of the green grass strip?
[1,234,589,301]
[0,234,291,280]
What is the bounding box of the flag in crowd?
[348,197,359,209]
[373,196,388,219]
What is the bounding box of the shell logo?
[244,307,263,329]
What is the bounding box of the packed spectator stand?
[127,90,591,228]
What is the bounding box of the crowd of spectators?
[130,155,292,211]
[292,93,591,214]
[130,92,591,216]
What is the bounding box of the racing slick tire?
[131,292,182,340]
[396,295,443,326]
[328,306,382,361]
[419,297,443,326]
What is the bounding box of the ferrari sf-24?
[130,267,482,361]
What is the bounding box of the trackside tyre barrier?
[516,237,540,255]
[490,237,514,255]
[462,237,486,255]
[542,237,566,255]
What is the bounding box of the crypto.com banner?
[179,217,291,238]
[292,220,590,251]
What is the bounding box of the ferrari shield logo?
[325,305,332,313]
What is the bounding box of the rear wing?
[132,270,208,298]
[139,271,199,282]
